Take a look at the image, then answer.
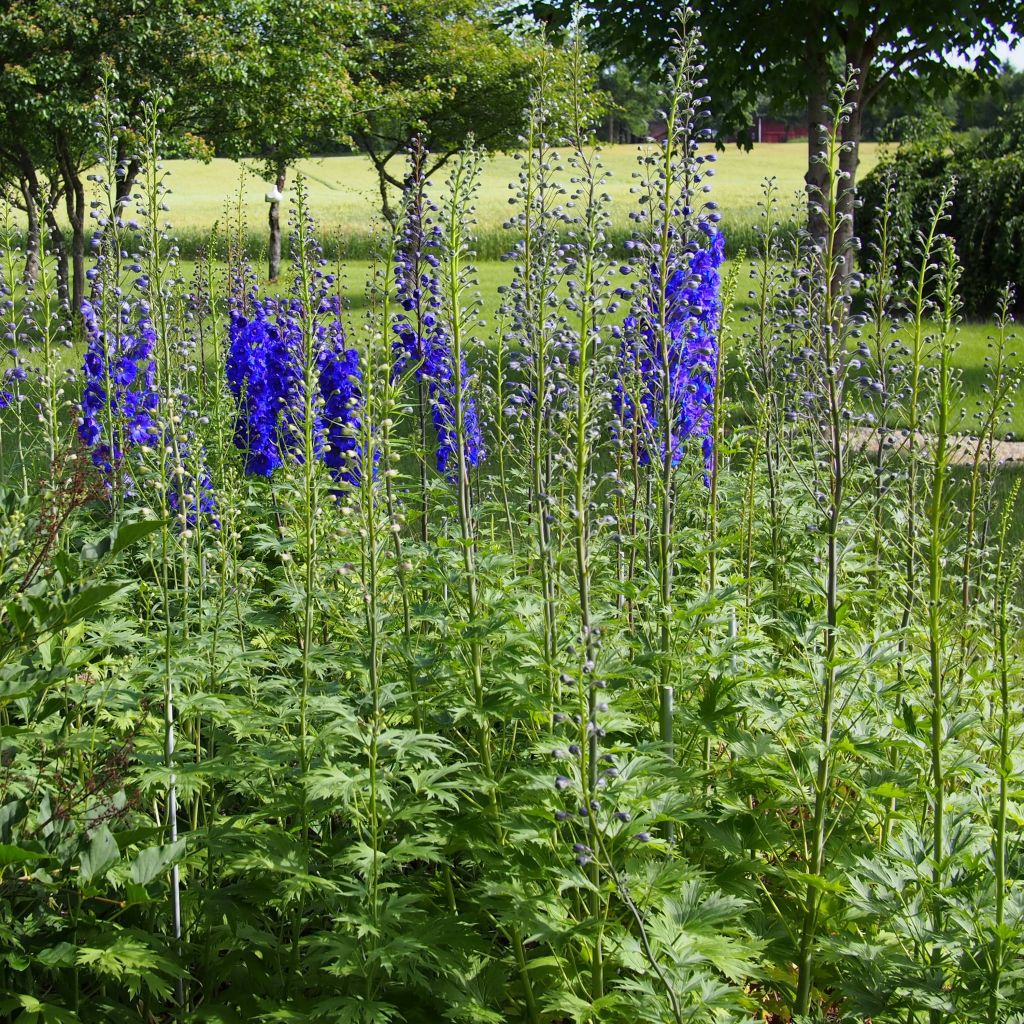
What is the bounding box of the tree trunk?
[67,186,86,313]
[18,176,41,290]
[837,94,864,275]
[805,45,832,246]
[94,155,143,287]
[268,164,286,283]
[376,162,397,226]
[116,154,142,211]
[56,135,86,313]
[44,205,69,308]
[838,33,877,279]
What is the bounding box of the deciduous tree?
[208,0,369,281]
[0,0,231,309]
[348,0,581,224]
[527,1,1024,248]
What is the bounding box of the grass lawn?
[57,142,885,258]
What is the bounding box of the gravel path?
[850,427,1024,466]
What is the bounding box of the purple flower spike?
[226,293,366,486]
[78,298,159,476]
[614,226,725,474]
[392,155,484,480]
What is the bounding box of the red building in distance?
[644,115,808,144]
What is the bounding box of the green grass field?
[151,142,883,240]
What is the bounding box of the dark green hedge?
[859,109,1024,317]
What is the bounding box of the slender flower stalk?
[374,208,422,728]
[504,70,563,717]
[896,188,953,690]
[488,308,517,546]
[706,257,739,592]
[739,179,790,597]
[859,173,907,847]
[987,478,1022,1023]
[792,75,861,1017]
[134,101,189,1012]
[922,238,962,1024]
[282,178,328,984]
[438,152,492,783]
[561,23,615,1002]
[617,12,722,834]
[392,139,438,540]
[960,288,1018,610]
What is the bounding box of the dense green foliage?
[1,22,1023,1024]
[864,69,1024,141]
[860,105,1024,316]
[527,0,1024,253]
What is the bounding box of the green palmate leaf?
[0,995,81,1023]
[869,781,912,800]
[0,668,50,704]
[76,933,186,1000]
[34,943,76,969]
[80,519,164,562]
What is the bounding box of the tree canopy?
[347,0,577,223]
[527,1,1024,245]
[202,0,370,280]
[0,0,243,305]
[0,0,569,286]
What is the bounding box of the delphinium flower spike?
[610,7,723,834]
[226,296,297,477]
[393,144,484,482]
[77,294,160,479]
[614,225,725,473]
[225,237,364,487]
[318,309,366,487]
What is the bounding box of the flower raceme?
[226,293,365,486]
[226,303,292,477]
[77,296,219,525]
[615,226,725,470]
[394,311,486,478]
[78,298,160,475]
[318,329,364,488]
[392,201,485,479]
[168,454,219,529]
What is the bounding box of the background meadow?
[63,143,882,259]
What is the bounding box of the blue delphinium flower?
[227,303,279,476]
[615,226,724,470]
[392,190,484,479]
[226,300,293,476]
[78,298,159,474]
[427,337,485,477]
[226,291,364,484]
[318,314,367,486]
